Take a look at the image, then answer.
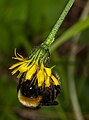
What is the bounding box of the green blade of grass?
[51,16,89,52]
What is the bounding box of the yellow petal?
[26,64,37,80]
[12,48,25,61]
[13,48,17,58]
[37,69,45,87]
[11,67,19,75]
[18,63,28,72]
[41,62,44,68]
[11,62,27,75]
[17,53,24,59]
[45,67,51,76]
[45,77,50,87]
[17,72,23,79]
[51,75,59,86]
[9,62,24,70]
[51,65,56,69]
[12,56,25,61]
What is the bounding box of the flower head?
[9,46,60,108]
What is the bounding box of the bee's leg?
[55,85,61,96]
[42,101,58,106]
[49,84,54,102]
[41,84,57,106]
[48,84,58,106]
[48,85,61,106]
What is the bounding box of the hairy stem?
[43,0,75,48]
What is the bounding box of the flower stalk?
[43,0,75,48]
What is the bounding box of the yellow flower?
[9,49,60,88]
[9,48,60,107]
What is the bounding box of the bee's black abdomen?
[41,84,60,106]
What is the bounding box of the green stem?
[43,0,75,48]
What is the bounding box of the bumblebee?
[9,49,61,108]
[17,73,60,108]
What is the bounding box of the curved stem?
[43,0,75,48]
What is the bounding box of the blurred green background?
[0,0,89,120]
